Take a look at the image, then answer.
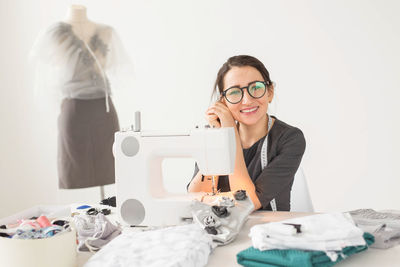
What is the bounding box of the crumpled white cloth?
[191,193,254,245]
[84,224,213,267]
[250,212,366,261]
[73,213,121,252]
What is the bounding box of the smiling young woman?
[187,55,306,211]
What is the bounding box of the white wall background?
[1,0,399,218]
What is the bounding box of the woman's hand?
[205,101,236,128]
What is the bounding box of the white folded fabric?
[84,224,213,267]
[250,212,366,261]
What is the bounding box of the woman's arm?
[254,128,306,210]
[228,126,262,210]
[206,102,262,210]
[187,130,260,209]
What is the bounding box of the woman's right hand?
[206,100,236,128]
[205,106,221,128]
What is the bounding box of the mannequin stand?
[100,186,105,201]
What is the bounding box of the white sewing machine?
[113,112,236,226]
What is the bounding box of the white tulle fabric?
[30,22,133,111]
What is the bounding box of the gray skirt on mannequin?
[58,97,119,189]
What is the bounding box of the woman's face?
[222,66,273,126]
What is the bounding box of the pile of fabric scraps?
[84,223,214,267]
[237,212,375,267]
[191,190,254,245]
[349,208,400,249]
[0,215,70,239]
[73,213,121,252]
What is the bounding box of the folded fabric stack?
[349,209,400,249]
[84,224,213,267]
[237,213,375,267]
[237,234,373,267]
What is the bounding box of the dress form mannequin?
[30,5,131,197]
[63,5,107,200]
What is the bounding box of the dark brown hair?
[212,55,273,100]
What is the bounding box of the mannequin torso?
[64,5,96,43]
[63,5,112,67]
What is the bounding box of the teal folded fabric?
[237,232,374,267]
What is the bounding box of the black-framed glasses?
[221,81,267,104]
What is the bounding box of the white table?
[79,211,400,267]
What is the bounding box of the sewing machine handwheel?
[120,198,145,225]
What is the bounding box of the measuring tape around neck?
[260,114,277,211]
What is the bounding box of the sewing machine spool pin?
[133,111,141,132]
[212,175,217,195]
